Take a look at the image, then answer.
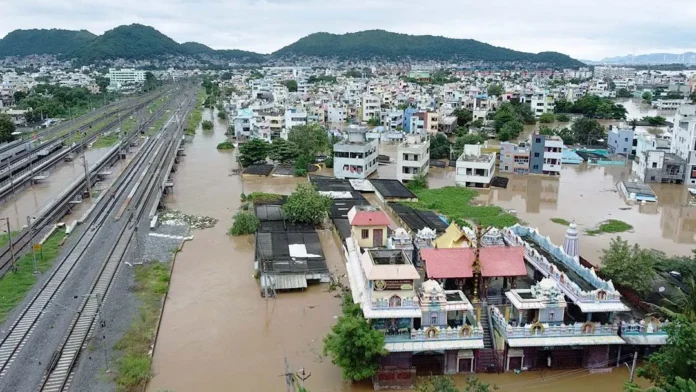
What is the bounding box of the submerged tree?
[282,183,331,225]
[599,237,656,295]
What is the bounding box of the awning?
[386,339,485,352]
[506,335,625,348]
[621,334,668,346]
[260,274,307,290]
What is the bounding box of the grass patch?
[586,219,633,236]
[113,262,171,392]
[0,231,19,248]
[0,228,66,323]
[550,218,571,226]
[184,88,205,136]
[242,192,284,204]
[403,187,518,228]
[216,141,234,150]
[92,133,120,148]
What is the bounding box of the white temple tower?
[563,221,579,258]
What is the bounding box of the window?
[549,311,555,321]
[652,162,658,168]
[624,138,628,142]
[534,152,540,158]
[361,229,369,239]
[430,313,438,325]
[533,165,539,170]
[536,138,541,143]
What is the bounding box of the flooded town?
[0,9,696,392]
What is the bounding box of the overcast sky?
[1,0,695,60]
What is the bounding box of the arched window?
[389,295,402,307]
[430,312,438,326]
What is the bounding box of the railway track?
[0,89,180,277]
[0,90,194,390]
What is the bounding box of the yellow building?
[348,205,391,248]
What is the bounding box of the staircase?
[476,305,500,373]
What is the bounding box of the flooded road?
[0,146,118,230]
[149,110,653,391]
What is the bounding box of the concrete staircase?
[476,306,500,373]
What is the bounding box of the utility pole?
[27,215,37,274]
[81,154,92,199]
[629,351,638,383]
[6,218,15,272]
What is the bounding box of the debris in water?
[159,209,218,229]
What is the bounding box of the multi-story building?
[361,94,380,122]
[633,142,686,184]
[381,110,404,131]
[327,105,348,124]
[333,127,378,179]
[233,108,255,140]
[670,105,696,184]
[284,108,307,131]
[608,127,635,156]
[107,68,146,89]
[455,144,496,188]
[499,142,531,175]
[593,66,636,80]
[530,134,563,176]
[652,99,689,110]
[529,91,555,116]
[396,133,430,182]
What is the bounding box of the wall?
[351,225,387,248]
[529,135,545,174]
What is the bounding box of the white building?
[284,108,307,131]
[529,91,555,116]
[593,66,636,80]
[361,94,380,122]
[333,127,378,179]
[327,105,347,124]
[381,110,404,131]
[396,133,430,182]
[233,108,255,140]
[542,136,564,176]
[107,68,146,89]
[671,105,696,184]
[455,144,496,188]
[652,99,689,110]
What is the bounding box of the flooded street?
[149,110,654,391]
[0,146,119,230]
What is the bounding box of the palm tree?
[660,277,696,322]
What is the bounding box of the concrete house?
[333,127,378,179]
[348,205,390,248]
[608,127,635,156]
[455,144,496,188]
[396,133,430,182]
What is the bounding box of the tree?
[220,72,232,80]
[287,123,329,157]
[638,316,696,387]
[556,127,575,144]
[407,173,428,190]
[642,116,667,126]
[229,212,260,235]
[556,113,570,122]
[429,133,451,159]
[269,138,300,164]
[201,120,214,131]
[143,71,160,92]
[367,117,380,126]
[323,293,387,381]
[282,183,331,225]
[660,277,696,322]
[599,237,656,295]
[616,88,633,98]
[0,114,16,143]
[452,108,473,127]
[493,102,521,131]
[13,90,27,104]
[608,80,616,91]
[539,112,556,124]
[238,138,269,167]
[217,111,227,120]
[282,80,298,92]
[538,125,555,136]
[95,76,110,93]
[571,118,605,146]
[471,118,484,128]
[498,120,523,142]
[487,83,504,96]
[643,91,653,103]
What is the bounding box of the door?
[458,358,472,373]
[373,229,383,247]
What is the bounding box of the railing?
[490,305,619,338]
[620,320,669,335]
[382,324,484,342]
[371,296,419,310]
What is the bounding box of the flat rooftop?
[621,181,656,198]
[370,179,418,200]
[458,153,495,163]
[370,249,413,265]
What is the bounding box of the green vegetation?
[142,71,161,92]
[554,95,627,119]
[417,375,494,392]
[323,293,387,381]
[287,123,329,157]
[307,75,337,84]
[217,111,227,120]
[16,83,120,124]
[366,117,380,126]
[273,30,584,67]
[660,277,696,322]
[570,118,605,145]
[638,316,696,389]
[242,192,284,204]
[655,250,696,282]
[282,80,298,92]
[0,114,16,143]
[282,183,331,225]
[538,125,555,136]
[429,133,451,159]
[642,116,668,126]
[184,88,205,136]
[452,132,486,157]
[201,120,214,131]
[550,217,571,226]
[616,88,633,98]
[406,173,428,191]
[113,262,171,391]
[642,91,653,103]
[403,187,519,228]
[556,113,570,122]
[216,141,234,150]
[268,138,299,163]
[92,133,119,148]
[452,108,473,127]
[0,28,96,57]
[238,139,269,166]
[229,212,260,236]
[0,228,66,323]
[538,112,556,123]
[599,236,654,295]
[487,84,503,96]
[494,102,535,141]
[587,219,633,235]
[0,231,19,248]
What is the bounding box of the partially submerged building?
[396,133,430,183]
[455,144,496,188]
[333,127,378,179]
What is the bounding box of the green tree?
[643,91,653,103]
[452,108,473,127]
[571,118,605,145]
[323,293,387,381]
[429,133,451,159]
[282,80,298,92]
[293,154,312,177]
[452,133,486,157]
[665,377,696,392]
[367,117,380,126]
[407,173,428,190]
[660,277,696,322]
[538,125,555,136]
[556,113,570,122]
[471,118,484,128]
[616,88,633,98]
[287,123,329,157]
[217,111,227,120]
[220,72,232,80]
[95,76,110,93]
[0,114,16,143]
[642,116,667,126]
[487,83,504,96]
[269,138,300,163]
[201,120,214,131]
[599,237,656,295]
[556,127,575,145]
[638,316,696,387]
[229,211,260,235]
[608,80,616,91]
[282,183,331,225]
[238,138,269,166]
[498,120,523,141]
[143,71,160,92]
[539,112,556,124]
[13,90,27,104]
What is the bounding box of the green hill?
[70,24,188,61]
[181,42,215,55]
[0,29,96,57]
[273,30,584,67]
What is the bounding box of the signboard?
[33,244,42,251]
[374,279,413,291]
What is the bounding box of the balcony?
[619,319,668,345]
[382,324,484,343]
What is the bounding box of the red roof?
[421,247,526,279]
[349,211,391,226]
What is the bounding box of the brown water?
[149,111,652,391]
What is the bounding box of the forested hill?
[0,29,96,57]
[273,30,584,67]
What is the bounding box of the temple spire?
[563,220,579,258]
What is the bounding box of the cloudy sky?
[1,0,695,60]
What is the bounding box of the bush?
[216,141,234,150]
[325,156,334,169]
[556,113,570,122]
[294,154,312,177]
[201,120,214,131]
[407,173,428,190]
[217,111,227,120]
[229,211,260,235]
[538,113,556,123]
[282,183,332,225]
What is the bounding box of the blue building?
[403,107,418,133]
[607,127,635,156]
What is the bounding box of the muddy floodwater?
[149,110,652,391]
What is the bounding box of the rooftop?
[348,205,391,226]
[370,179,418,200]
[361,249,420,280]
[457,153,495,163]
[421,247,526,279]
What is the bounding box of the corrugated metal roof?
[261,274,308,290]
[506,335,625,348]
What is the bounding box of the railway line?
[0,87,180,278]
[0,85,195,391]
